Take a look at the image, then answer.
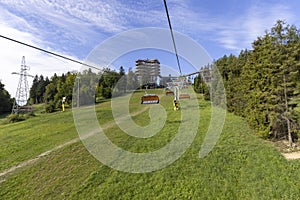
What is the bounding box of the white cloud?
[0,0,177,60]
[0,0,129,34]
[0,22,82,97]
[1,0,297,55]
[0,0,299,99]
[243,3,294,42]
[161,1,297,54]
[215,2,295,52]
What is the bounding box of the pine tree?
[118,66,126,94]
[126,68,138,91]
[29,75,38,104]
[240,20,300,141]
[0,81,13,114]
[227,50,249,116]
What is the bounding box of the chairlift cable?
[0,34,101,71]
[163,0,182,76]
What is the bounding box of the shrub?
[45,101,56,113]
[26,111,35,116]
[7,114,25,123]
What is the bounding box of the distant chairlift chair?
[141,94,159,104]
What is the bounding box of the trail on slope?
[0,105,150,182]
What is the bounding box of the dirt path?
[0,106,150,182]
[282,151,300,160]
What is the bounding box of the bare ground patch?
[272,140,300,160]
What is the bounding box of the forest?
[194,20,300,145]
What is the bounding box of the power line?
[0,34,101,71]
[163,0,182,75]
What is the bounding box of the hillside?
[1,90,300,199]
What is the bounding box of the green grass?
[0,113,9,125]
[0,89,164,172]
[1,89,300,199]
[0,110,76,172]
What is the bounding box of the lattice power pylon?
[11,56,34,114]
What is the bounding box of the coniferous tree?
[240,20,300,141]
[0,81,13,114]
[118,66,126,94]
[126,68,138,90]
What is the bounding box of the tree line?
[28,66,138,112]
[194,20,300,145]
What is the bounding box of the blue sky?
[0,0,300,96]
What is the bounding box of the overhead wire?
[163,0,182,76]
[0,34,101,71]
